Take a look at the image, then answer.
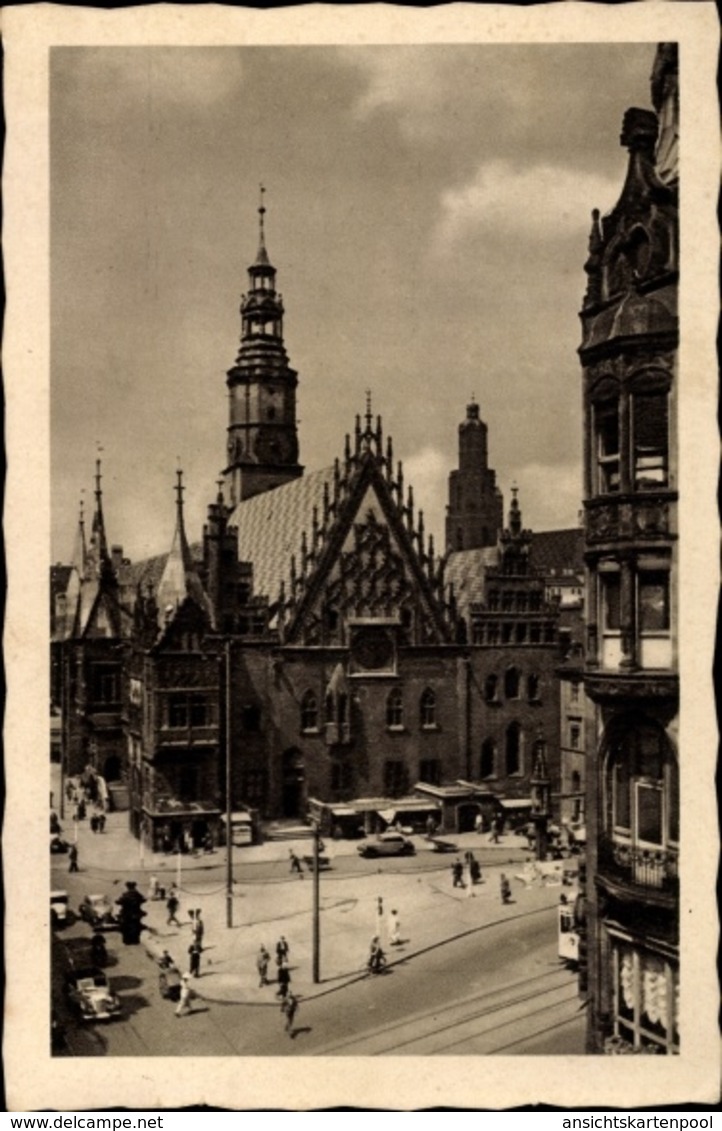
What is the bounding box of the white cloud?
[433,160,618,250]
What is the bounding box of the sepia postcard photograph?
[3,1,720,1114]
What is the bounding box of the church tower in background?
[223,190,303,505]
[445,400,504,552]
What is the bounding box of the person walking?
[489,817,501,844]
[175,973,194,1017]
[192,910,204,947]
[281,992,299,1038]
[388,908,401,946]
[289,849,304,878]
[97,811,106,833]
[166,888,181,927]
[451,859,463,888]
[256,945,271,987]
[188,940,202,977]
[276,936,290,965]
[68,844,79,873]
[500,874,512,905]
[276,960,291,1000]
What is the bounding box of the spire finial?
[258,183,266,245]
[175,467,185,518]
[365,390,373,430]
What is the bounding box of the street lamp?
[225,636,233,929]
[530,726,551,862]
[311,818,321,983]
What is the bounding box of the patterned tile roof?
[445,547,499,613]
[229,467,333,603]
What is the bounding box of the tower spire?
[86,455,110,577]
[157,470,212,627]
[224,191,303,504]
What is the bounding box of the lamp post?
[530,727,551,862]
[312,819,321,983]
[225,637,233,929]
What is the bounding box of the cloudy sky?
[50,42,655,564]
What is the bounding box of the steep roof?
[529,528,584,576]
[228,466,332,603]
[445,547,499,610]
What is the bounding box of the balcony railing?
[598,836,678,895]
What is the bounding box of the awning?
[330,807,357,818]
[499,798,532,810]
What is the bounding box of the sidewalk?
[52,766,570,1010]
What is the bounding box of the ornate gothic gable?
[279,408,456,647]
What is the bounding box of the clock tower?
[224,189,303,504]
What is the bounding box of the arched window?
[300,690,318,732]
[527,674,539,701]
[480,739,496,779]
[420,688,436,728]
[505,723,522,776]
[484,674,498,703]
[386,688,403,728]
[504,667,521,700]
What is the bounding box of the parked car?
[357,833,415,859]
[65,967,122,1022]
[51,889,69,928]
[78,893,119,931]
[50,834,69,855]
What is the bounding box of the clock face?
[351,628,394,672]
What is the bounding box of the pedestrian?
[90,814,98,834]
[175,973,194,1017]
[500,874,512,905]
[188,940,202,977]
[281,991,299,1038]
[465,857,475,897]
[148,874,159,901]
[77,798,86,821]
[97,812,106,833]
[159,949,175,970]
[289,849,304,878]
[166,888,181,926]
[276,936,289,964]
[256,945,270,987]
[376,895,384,940]
[68,844,79,873]
[425,814,436,839]
[367,936,386,974]
[489,817,501,844]
[388,908,401,946]
[474,812,484,835]
[470,857,482,885]
[451,859,463,888]
[276,960,291,999]
[193,910,204,946]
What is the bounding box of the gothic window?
[487,590,499,611]
[386,688,404,729]
[502,591,514,612]
[501,624,513,643]
[638,571,670,633]
[570,682,580,703]
[632,391,668,490]
[530,624,541,644]
[331,761,354,797]
[487,624,500,645]
[484,674,498,703]
[504,667,521,700]
[516,624,527,644]
[595,398,621,493]
[480,739,496,779]
[325,693,335,723]
[471,620,484,645]
[384,760,408,798]
[505,723,522,776]
[300,691,318,733]
[338,693,348,727]
[420,688,437,728]
[418,759,441,785]
[527,674,540,701]
[570,723,581,750]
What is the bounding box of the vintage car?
[78,893,119,931]
[50,889,69,927]
[50,834,69,855]
[65,967,122,1022]
[357,832,416,859]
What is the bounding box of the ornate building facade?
[578,43,679,1054]
[53,201,571,848]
